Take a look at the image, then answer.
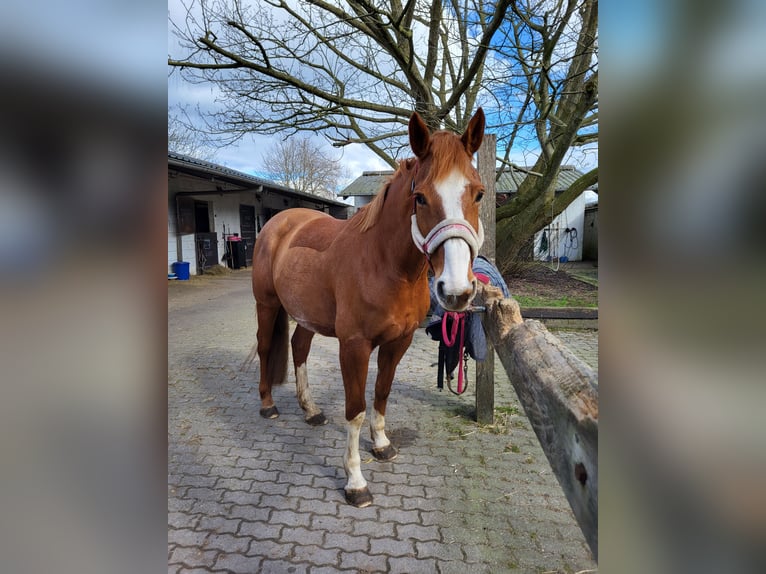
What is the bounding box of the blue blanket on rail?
[425,256,510,388]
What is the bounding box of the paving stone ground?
[549,330,598,371]
[169,270,597,573]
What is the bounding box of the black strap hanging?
[437,344,446,391]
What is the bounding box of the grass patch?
[448,405,475,420]
[443,407,474,440]
[570,272,599,287]
[514,294,597,308]
[444,421,468,441]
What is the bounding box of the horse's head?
[409,108,486,312]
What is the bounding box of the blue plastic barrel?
[172,261,190,280]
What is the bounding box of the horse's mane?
[351,158,417,233]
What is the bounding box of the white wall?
[167,198,178,273]
[353,196,372,209]
[532,192,591,262]
[167,198,196,276]
[211,194,249,265]
[167,192,260,274]
[180,235,197,276]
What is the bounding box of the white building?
[168,152,350,276]
[337,170,391,212]
[496,165,597,262]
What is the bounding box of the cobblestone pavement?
[169,270,597,573]
[550,330,598,371]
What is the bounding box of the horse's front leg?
[339,338,374,507]
[370,333,414,461]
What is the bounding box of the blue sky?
[167,0,598,185]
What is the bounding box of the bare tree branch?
[168,0,599,266]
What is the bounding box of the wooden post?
[477,134,497,261]
[475,133,496,424]
[482,292,599,560]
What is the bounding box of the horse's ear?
[461,107,485,155]
[409,112,431,158]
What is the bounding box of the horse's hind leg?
[255,303,289,419]
[291,325,326,426]
[370,333,414,461]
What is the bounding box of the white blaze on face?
[434,169,474,298]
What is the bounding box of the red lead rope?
[441,311,467,394]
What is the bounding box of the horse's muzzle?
[435,277,478,311]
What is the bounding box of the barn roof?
[496,165,590,194]
[338,171,392,198]
[169,151,350,208]
[337,165,593,198]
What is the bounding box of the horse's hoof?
[371,444,398,461]
[259,406,279,419]
[305,412,327,426]
[345,487,373,508]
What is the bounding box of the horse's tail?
[240,343,258,372]
[267,306,289,386]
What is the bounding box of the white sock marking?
[344,412,367,491]
[295,363,320,418]
[370,408,391,450]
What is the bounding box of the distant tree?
[262,137,346,200]
[168,111,218,161]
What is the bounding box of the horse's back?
[254,208,344,264]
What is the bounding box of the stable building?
[168,151,350,276]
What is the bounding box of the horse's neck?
[367,174,426,284]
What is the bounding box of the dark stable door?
[195,232,218,271]
[239,204,256,266]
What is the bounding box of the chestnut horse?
[252,109,485,506]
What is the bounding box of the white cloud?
[334,144,391,181]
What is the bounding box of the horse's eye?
[415,194,427,206]
[476,191,484,203]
